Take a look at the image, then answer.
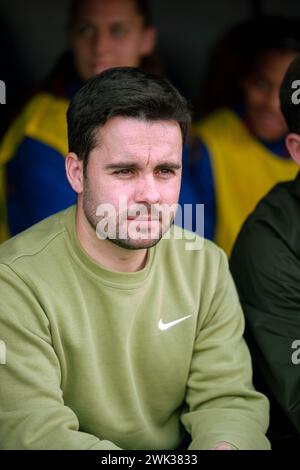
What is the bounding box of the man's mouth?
[127,216,156,221]
[257,112,283,130]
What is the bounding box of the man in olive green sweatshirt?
[0,67,270,450]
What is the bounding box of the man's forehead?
[76,0,140,22]
[92,117,182,163]
[98,116,182,140]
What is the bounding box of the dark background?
[1,0,300,115]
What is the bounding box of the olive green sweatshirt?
[0,206,270,449]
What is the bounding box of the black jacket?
[230,172,300,449]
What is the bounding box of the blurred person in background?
[179,16,300,255]
[0,0,157,240]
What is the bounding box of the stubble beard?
[82,184,174,250]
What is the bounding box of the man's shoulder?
[231,177,300,272]
[240,177,300,240]
[230,177,300,314]
[156,226,228,302]
[159,224,226,266]
[0,208,71,268]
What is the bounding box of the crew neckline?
[63,206,157,289]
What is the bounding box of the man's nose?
[135,176,160,205]
[92,30,112,55]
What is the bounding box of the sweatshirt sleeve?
[0,264,121,450]
[181,249,270,450]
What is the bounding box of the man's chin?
[108,236,163,251]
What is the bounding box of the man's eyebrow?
[104,162,141,170]
[104,162,182,170]
[156,163,181,170]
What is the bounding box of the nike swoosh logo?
[158,314,192,331]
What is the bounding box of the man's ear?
[65,152,84,194]
[285,133,300,166]
[140,26,156,56]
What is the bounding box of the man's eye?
[159,168,175,176]
[110,24,128,38]
[76,24,95,38]
[114,169,133,176]
[253,78,270,92]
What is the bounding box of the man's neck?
[75,207,148,273]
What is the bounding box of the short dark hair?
[70,0,153,28]
[280,54,300,134]
[67,67,191,174]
